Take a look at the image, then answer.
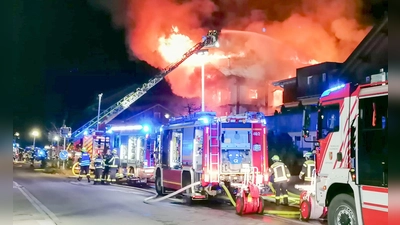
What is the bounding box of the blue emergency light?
[320,84,346,98]
[198,117,210,125]
[142,125,150,133]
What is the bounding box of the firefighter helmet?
[112,149,117,154]
[81,147,87,152]
[271,155,280,162]
[303,152,312,160]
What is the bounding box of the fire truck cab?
[154,111,269,214]
[300,72,388,224]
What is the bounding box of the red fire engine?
[73,130,110,157]
[118,131,157,184]
[154,111,269,215]
[300,71,388,224]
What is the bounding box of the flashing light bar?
[111,125,143,131]
[198,117,210,124]
[320,84,346,98]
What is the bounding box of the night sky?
[12,0,387,147]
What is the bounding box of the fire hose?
[143,181,201,204]
[143,182,300,216]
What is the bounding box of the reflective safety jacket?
[103,154,112,167]
[79,153,91,166]
[269,161,291,182]
[94,157,105,169]
[109,154,120,168]
[299,160,315,182]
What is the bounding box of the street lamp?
[14,132,20,137]
[31,130,39,150]
[195,49,209,112]
[97,93,103,131]
[53,136,60,149]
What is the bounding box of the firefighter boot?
[283,196,289,206]
[275,197,280,206]
[77,176,82,182]
[87,174,91,183]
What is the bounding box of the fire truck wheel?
[257,197,265,215]
[300,200,311,221]
[235,196,245,215]
[328,194,358,225]
[155,176,164,196]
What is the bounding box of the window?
[357,95,388,187]
[154,112,161,118]
[161,130,171,167]
[317,104,340,139]
[322,73,326,82]
[307,76,313,85]
[249,89,258,99]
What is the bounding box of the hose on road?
[143,181,201,204]
[141,180,300,216]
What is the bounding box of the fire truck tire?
[235,196,245,215]
[328,194,358,225]
[300,200,311,221]
[257,197,265,215]
[155,176,165,196]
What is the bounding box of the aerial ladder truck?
[69,30,220,158]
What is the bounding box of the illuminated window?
[272,90,283,107]
[249,89,258,99]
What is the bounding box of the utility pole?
[97,93,103,131]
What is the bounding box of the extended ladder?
[71,31,220,140]
[209,122,220,183]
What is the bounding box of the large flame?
[158,26,246,67]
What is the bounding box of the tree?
[183,103,201,115]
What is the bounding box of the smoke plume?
[89,0,372,99]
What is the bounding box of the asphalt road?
[13,164,323,225]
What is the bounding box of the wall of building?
[266,111,318,151]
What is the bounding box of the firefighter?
[299,152,315,185]
[77,147,91,183]
[101,150,112,185]
[93,154,104,185]
[269,155,291,206]
[107,149,120,183]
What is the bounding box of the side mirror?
[302,110,311,138]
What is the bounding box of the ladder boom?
[71,30,220,139]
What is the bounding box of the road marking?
[13,181,59,224]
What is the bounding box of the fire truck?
[111,124,157,184]
[299,71,388,225]
[73,130,111,157]
[154,111,269,214]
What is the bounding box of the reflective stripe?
[305,160,315,181]
[273,165,286,182]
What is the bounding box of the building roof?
[338,14,388,82]
[272,77,296,87]
[124,104,176,122]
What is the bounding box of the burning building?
[90,0,373,113]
